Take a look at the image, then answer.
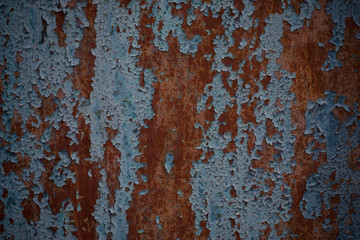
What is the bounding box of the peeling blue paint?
[156,215,162,230]
[139,190,148,196]
[301,91,360,238]
[89,0,156,238]
[1,0,359,239]
[0,0,88,238]
[141,174,148,183]
[177,190,184,198]
[165,153,174,173]
[191,3,302,239]
[50,151,76,187]
[149,0,202,54]
[322,0,360,71]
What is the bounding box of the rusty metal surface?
[0,0,360,239]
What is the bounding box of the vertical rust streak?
[73,0,96,99]
[53,11,67,47]
[126,4,219,239]
[40,1,99,239]
[71,1,98,239]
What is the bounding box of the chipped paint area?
[0,0,359,239]
[301,91,360,238]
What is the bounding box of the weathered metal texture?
[0,0,359,239]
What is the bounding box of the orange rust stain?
[24,114,49,142]
[54,2,99,236]
[279,1,360,105]
[37,96,57,118]
[0,0,358,239]
[290,0,305,16]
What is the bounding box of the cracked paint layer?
[0,0,359,239]
[301,91,360,238]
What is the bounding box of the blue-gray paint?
[301,91,360,238]
[177,190,184,198]
[165,153,175,173]
[89,0,156,238]
[322,0,360,71]
[0,0,87,239]
[156,215,162,230]
[190,2,325,238]
[1,0,359,239]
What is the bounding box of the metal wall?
[1,0,359,239]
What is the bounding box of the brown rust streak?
[127,1,287,238]
[21,190,40,224]
[10,110,23,139]
[53,10,67,47]
[40,116,100,239]
[71,115,100,239]
[126,3,222,239]
[70,1,99,238]
[348,144,360,172]
[36,1,99,239]
[72,0,96,99]
[103,127,121,207]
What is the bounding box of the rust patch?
[72,0,97,99]
[103,127,121,207]
[219,104,238,139]
[2,153,31,177]
[15,51,23,64]
[10,110,23,139]
[126,3,222,239]
[21,190,40,224]
[53,10,67,47]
